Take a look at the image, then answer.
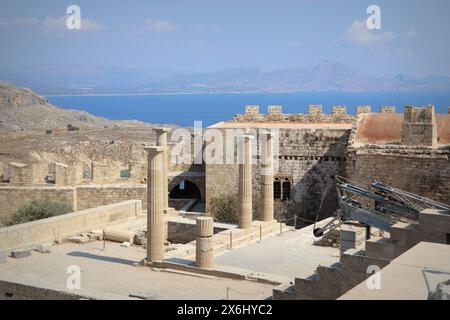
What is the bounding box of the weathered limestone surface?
[91,162,120,184]
[401,105,437,147]
[103,228,135,243]
[381,106,396,113]
[9,162,48,186]
[195,217,214,268]
[205,128,350,221]
[0,200,142,251]
[76,185,146,211]
[146,146,166,263]
[260,132,274,222]
[155,128,171,211]
[238,136,253,229]
[346,150,450,204]
[0,186,77,222]
[356,105,371,114]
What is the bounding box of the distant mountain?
[1,61,450,95]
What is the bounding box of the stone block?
[11,249,31,259]
[134,236,147,246]
[245,105,260,115]
[356,105,371,114]
[381,106,396,113]
[121,242,131,248]
[340,225,366,242]
[0,250,6,263]
[268,105,283,115]
[340,239,364,253]
[103,228,135,243]
[418,209,450,234]
[67,235,90,244]
[340,250,390,273]
[365,237,397,260]
[36,243,52,254]
[389,222,418,247]
[87,233,103,241]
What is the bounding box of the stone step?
[365,236,395,260]
[389,222,418,247]
[272,283,296,300]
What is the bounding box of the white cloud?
[145,19,178,33]
[345,20,415,45]
[289,41,302,48]
[13,18,40,27]
[0,17,9,29]
[43,16,100,31]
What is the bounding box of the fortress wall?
[0,187,77,223]
[91,162,121,184]
[355,113,450,145]
[128,162,147,183]
[75,185,147,211]
[346,151,450,204]
[9,163,48,186]
[205,128,351,220]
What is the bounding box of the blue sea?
[48,92,450,127]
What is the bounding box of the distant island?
[1,61,450,96]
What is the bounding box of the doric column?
[145,146,167,263]
[155,128,171,211]
[238,135,253,229]
[195,217,214,268]
[260,132,274,222]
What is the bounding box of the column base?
[164,207,177,216]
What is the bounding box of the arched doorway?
[169,180,202,199]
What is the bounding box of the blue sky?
[0,0,449,77]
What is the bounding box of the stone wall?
[75,184,147,211]
[0,186,77,222]
[9,162,48,186]
[0,200,142,251]
[91,162,121,184]
[346,148,450,204]
[233,105,356,123]
[401,105,437,147]
[205,127,351,220]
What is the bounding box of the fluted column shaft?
[238,136,253,229]
[145,146,166,263]
[155,128,171,210]
[260,132,274,222]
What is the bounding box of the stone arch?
[169,178,203,200]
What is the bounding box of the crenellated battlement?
[232,104,394,123]
[401,104,437,147]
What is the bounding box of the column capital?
[145,146,168,154]
[155,127,172,133]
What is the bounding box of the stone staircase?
[274,208,450,300]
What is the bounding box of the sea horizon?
[48,91,450,127]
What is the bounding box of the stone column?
[260,132,274,222]
[195,217,214,268]
[145,146,167,263]
[155,128,172,212]
[238,135,253,229]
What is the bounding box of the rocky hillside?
[0,82,178,167]
[0,82,116,132]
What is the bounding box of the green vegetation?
[67,124,80,132]
[210,194,238,223]
[209,193,259,224]
[2,198,73,226]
